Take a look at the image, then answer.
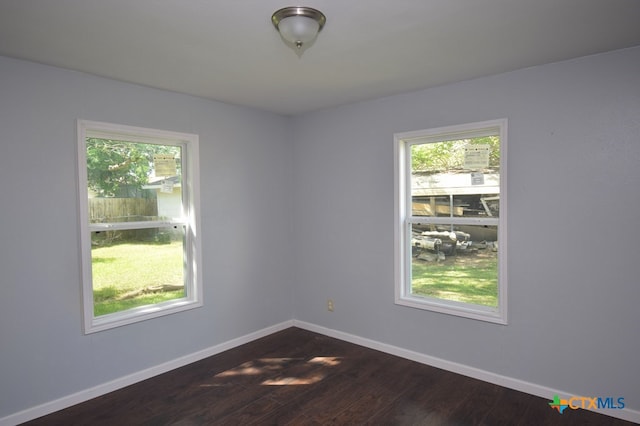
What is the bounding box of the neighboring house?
[143,176,182,220]
[412,171,500,242]
[412,171,500,215]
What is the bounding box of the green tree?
[411,136,500,173]
[86,138,180,197]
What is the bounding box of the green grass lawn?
[411,254,498,307]
[91,241,185,316]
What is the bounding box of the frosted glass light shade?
[272,7,326,52]
[278,16,320,48]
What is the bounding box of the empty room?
[1,1,639,424]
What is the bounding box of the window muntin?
[77,120,202,333]
[394,119,507,324]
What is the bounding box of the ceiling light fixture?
[271,6,326,54]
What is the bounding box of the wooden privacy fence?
[89,198,157,222]
[89,198,164,244]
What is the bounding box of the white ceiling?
[1,0,639,116]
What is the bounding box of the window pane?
[86,139,183,222]
[411,137,500,218]
[91,227,185,316]
[411,224,498,307]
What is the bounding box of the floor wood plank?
[22,327,634,425]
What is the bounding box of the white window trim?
[394,119,508,324]
[77,120,203,333]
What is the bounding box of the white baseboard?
[3,319,638,425]
[292,320,640,424]
[0,320,294,426]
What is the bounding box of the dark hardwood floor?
[24,327,633,425]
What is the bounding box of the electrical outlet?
[327,299,334,312]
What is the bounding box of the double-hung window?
[77,120,202,333]
[394,119,507,324]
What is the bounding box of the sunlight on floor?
[262,372,326,385]
[201,356,343,387]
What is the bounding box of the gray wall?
[0,55,294,417]
[291,47,640,408]
[1,46,639,419]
